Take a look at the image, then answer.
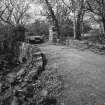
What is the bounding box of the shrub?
[60,24,73,40]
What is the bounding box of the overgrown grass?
[0,63,63,105]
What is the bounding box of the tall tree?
[76,0,85,40]
[36,0,60,42]
[62,0,86,40]
[44,0,60,39]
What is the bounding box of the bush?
[27,20,49,36]
[0,25,14,54]
[88,29,100,36]
[60,24,73,39]
[83,23,92,34]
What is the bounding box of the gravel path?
[40,43,105,105]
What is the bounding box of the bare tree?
[0,0,31,26]
[44,0,60,40]
[36,0,60,42]
[76,0,86,40]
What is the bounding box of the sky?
[29,3,42,14]
[28,3,46,22]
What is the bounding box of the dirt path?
[39,43,105,105]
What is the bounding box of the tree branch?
[86,1,101,16]
[61,0,72,10]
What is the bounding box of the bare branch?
[86,1,101,16]
[0,6,8,18]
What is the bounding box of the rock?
[7,73,16,83]
[0,34,48,104]
[40,89,48,97]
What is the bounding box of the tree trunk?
[73,11,77,39]
[53,19,60,39]
[74,0,84,40]
[102,18,105,34]
[75,12,81,40]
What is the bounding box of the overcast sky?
[28,3,46,22]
